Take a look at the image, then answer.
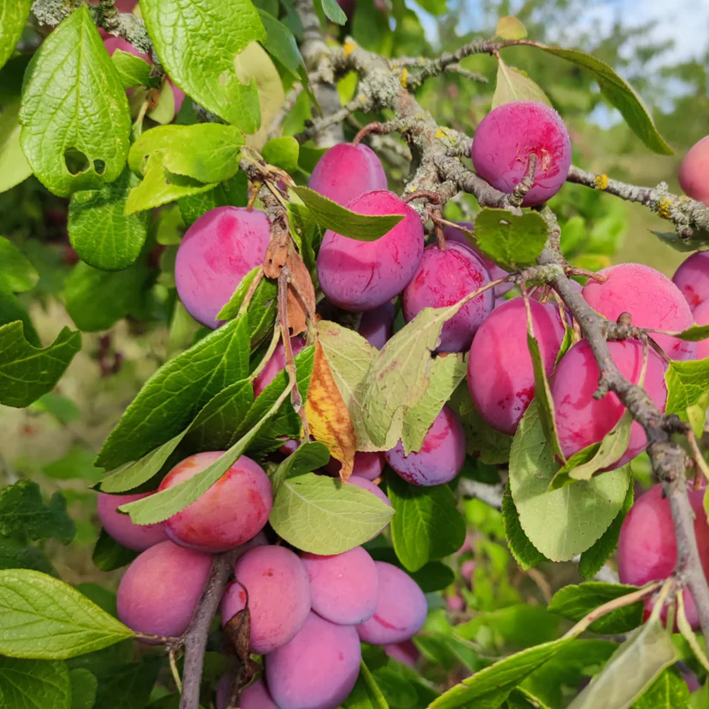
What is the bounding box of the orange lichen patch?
[657,198,672,220]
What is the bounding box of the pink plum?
[384,640,420,667]
[348,476,391,507]
[672,251,709,311]
[358,302,396,349]
[253,337,306,397]
[692,299,709,359]
[97,492,167,552]
[679,136,709,205]
[325,451,386,481]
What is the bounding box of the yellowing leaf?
[496,16,528,40]
[305,341,357,480]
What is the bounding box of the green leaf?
[343,662,390,709]
[493,60,551,110]
[673,323,709,342]
[548,582,644,634]
[140,0,265,132]
[128,124,245,184]
[257,9,304,78]
[92,529,139,572]
[509,401,631,561]
[0,569,135,659]
[412,0,448,16]
[568,618,679,709]
[496,16,528,39]
[20,5,130,196]
[68,167,148,271]
[0,0,31,71]
[0,289,39,346]
[523,44,673,156]
[0,657,71,709]
[666,359,709,418]
[474,209,548,271]
[215,266,275,321]
[178,172,249,226]
[388,473,466,572]
[92,659,162,709]
[64,258,154,331]
[269,441,331,495]
[111,49,154,90]
[430,638,571,709]
[506,687,551,709]
[409,561,455,592]
[0,323,81,408]
[0,101,33,193]
[32,393,81,425]
[97,314,250,469]
[501,485,548,570]
[270,473,394,554]
[262,136,300,171]
[69,668,98,709]
[0,481,74,545]
[631,670,690,709]
[291,186,405,241]
[0,538,56,576]
[321,0,347,24]
[372,667,418,708]
[0,236,38,292]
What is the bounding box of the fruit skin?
[317,190,424,312]
[403,241,494,352]
[253,337,307,397]
[221,545,311,654]
[386,405,465,486]
[301,546,379,625]
[467,298,565,435]
[692,299,709,359]
[471,101,572,207]
[348,476,391,507]
[308,144,387,207]
[582,263,696,360]
[217,678,278,709]
[384,641,420,667]
[551,340,667,468]
[356,562,427,645]
[618,485,709,629]
[672,251,709,311]
[265,612,362,709]
[679,136,709,205]
[175,207,271,329]
[325,451,385,481]
[359,302,396,349]
[97,492,167,552]
[159,452,272,552]
[117,540,213,639]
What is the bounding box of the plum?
[308,144,387,206]
[386,405,465,486]
[692,299,709,359]
[117,540,212,639]
[221,545,311,654]
[325,451,386,481]
[679,136,709,205]
[175,207,271,329]
[582,263,696,360]
[217,678,278,709]
[403,241,494,352]
[253,337,306,397]
[384,641,420,667]
[551,340,667,468]
[301,546,378,625]
[471,101,571,207]
[348,476,391,507]
[356,562,427,644]
[317,190,424,311]
[159,452,272,552]
[103,36,149,62]
[97,492,167,552]
[265,612,361,709]
[672,251,709,311]
[467,298,565,435]
[358,302,396,349]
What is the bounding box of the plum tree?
[317,190,424,311]
[471,101,572,206]
[97,492,167,551]
[253,336,306,397]
[159,452,272,552]
[467,298,566,435]
[308,144,387,206]
[403,241,494,352]
[356,562,427,644]
[221,545,311,654]
[358,301,396,349]
[672,251,709,311]
[551,340,667,467]
[679,136,709,205]
[117,541,213,638]
[618,485,709,629]
[386,405,465,486]
[265,612,362,709]
[582,263,696,360]
[174,207,271,328]
[301,546,379,624]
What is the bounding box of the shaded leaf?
[0,0,31,71]
[501,485,548,570]
[92,529,139,572]
[269,441,331,495]
[69,668,98,709]
[0,657,71,709]
[0,102,32,193]
[0,236,38,292]
[474,209,548,271]
[257,10,304,79]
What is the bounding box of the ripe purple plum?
[551,340,667,468]
[97,492,167,552]
[385,405,465,486]
[358,302,396,349]
[317,190,424,311]
[104,36,149,62]
[265,612,362,709]
[692,300,709,359]
[471,101,572,207]
[348,476,391,507]
[253,337,306,397]
[326,451,386,481]
[217,678,278,709]
[159,452,272,552]
[672,251,709,311]
[384,641,420,667]
[403,241,494,352]
[618,485,709,629]
[582,263,696,360]
[301,546,379,625]
[221,545,311,654]
[308,144,387,206]
[175,207,271,329]
[679,136,709,205]
[467,298,565,435]
[117,540,212,638]
[356,562,427,645]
